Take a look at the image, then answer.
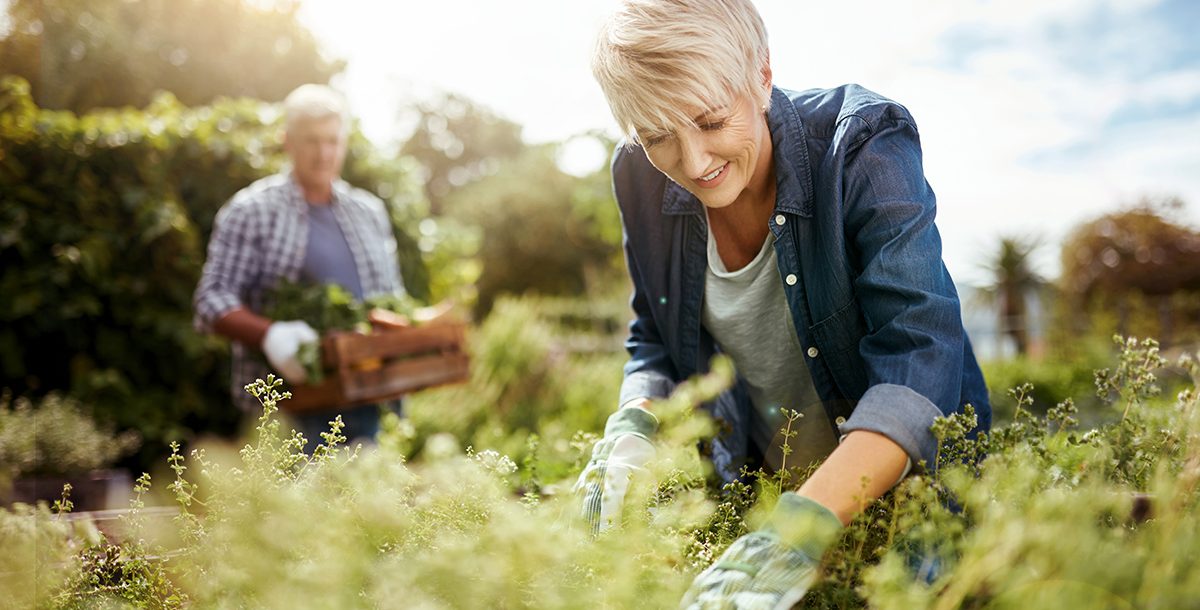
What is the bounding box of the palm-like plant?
[977,235,1046,356]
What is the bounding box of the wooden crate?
[283,322,469,414]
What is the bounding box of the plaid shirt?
[194,172,404,411]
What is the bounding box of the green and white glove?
[575,405,658,533]
[680,493,843,610]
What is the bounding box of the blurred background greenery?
[2,0,1200,482]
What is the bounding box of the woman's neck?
[707,127,777,270]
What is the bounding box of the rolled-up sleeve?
[835,111,967,469]
[193,201,258,333]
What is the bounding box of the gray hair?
[282,84,349,135]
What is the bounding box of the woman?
[577,0,991,606]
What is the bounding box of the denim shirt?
[612,84,991,483]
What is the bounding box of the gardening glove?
[680,493,842,610]
[261,320,319,385]
[575,405,658,533]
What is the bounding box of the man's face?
[638,94,772,210]
[284,115,347,194]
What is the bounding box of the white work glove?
[575,406,658,533]
[681,493,843,610]
[261,320,319,384]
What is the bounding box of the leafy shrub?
[441,143,624,317]
[981,347,1109,424]
[0,501,82,609]
[0,393,139,480]
[403,296,627,481]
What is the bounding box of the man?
[194,84,405,448]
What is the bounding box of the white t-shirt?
[701,223,837,472]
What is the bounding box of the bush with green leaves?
[861,337,1200,609]
[980,345,1110,425]
[400,295,629,483]
[441,142,624,317]
[0,393,139,481]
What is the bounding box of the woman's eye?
[699,120,725,132]
[643,133,670,147]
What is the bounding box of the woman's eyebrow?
[692,106,728,123]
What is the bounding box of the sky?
[297,0,1200,287]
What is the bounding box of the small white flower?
[474,449,518,476]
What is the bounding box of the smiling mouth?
[697,163,727,184]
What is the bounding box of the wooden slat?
[341,353,470,402]
[326,324,465,368]
[283,376,347,413]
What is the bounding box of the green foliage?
[399,91,525,214]
[403,296,626,481]
[0,0,343,114]
[443,143,623,316]
[397,92,623,315]
[1,336,1198,608]
[0,501,83,609]
[0,393,139,481]
[267,281,419,335]
[0,76,430,467]
[48,473,187,609]
[267,281,368,335]
[981,345,1110,425]
[863,336,1200,609]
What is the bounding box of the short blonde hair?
[283,84,349,135]
[592,0,770,143]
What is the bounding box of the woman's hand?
[681,493,842,610]
[574,404,659,533]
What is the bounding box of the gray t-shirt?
[701,223,837,472]
[303,203,364,300]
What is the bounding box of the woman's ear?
[761,52,773,101]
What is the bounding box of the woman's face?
[639,93,772,210]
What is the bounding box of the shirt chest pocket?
[807,296,870,399]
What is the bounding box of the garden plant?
[1,334,1198,609]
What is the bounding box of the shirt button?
[835,416,847,426]
[785,273,798,286]
[806,346,819,358]
[774,214,786,226]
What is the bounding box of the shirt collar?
[285,169,347,207]
[662,180,699,216]
[767,86,815,218]
[661,86,815,218]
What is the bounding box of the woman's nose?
[676,132,711,178]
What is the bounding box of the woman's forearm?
[797,430,910,525]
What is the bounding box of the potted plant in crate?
[0,392,140,511]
